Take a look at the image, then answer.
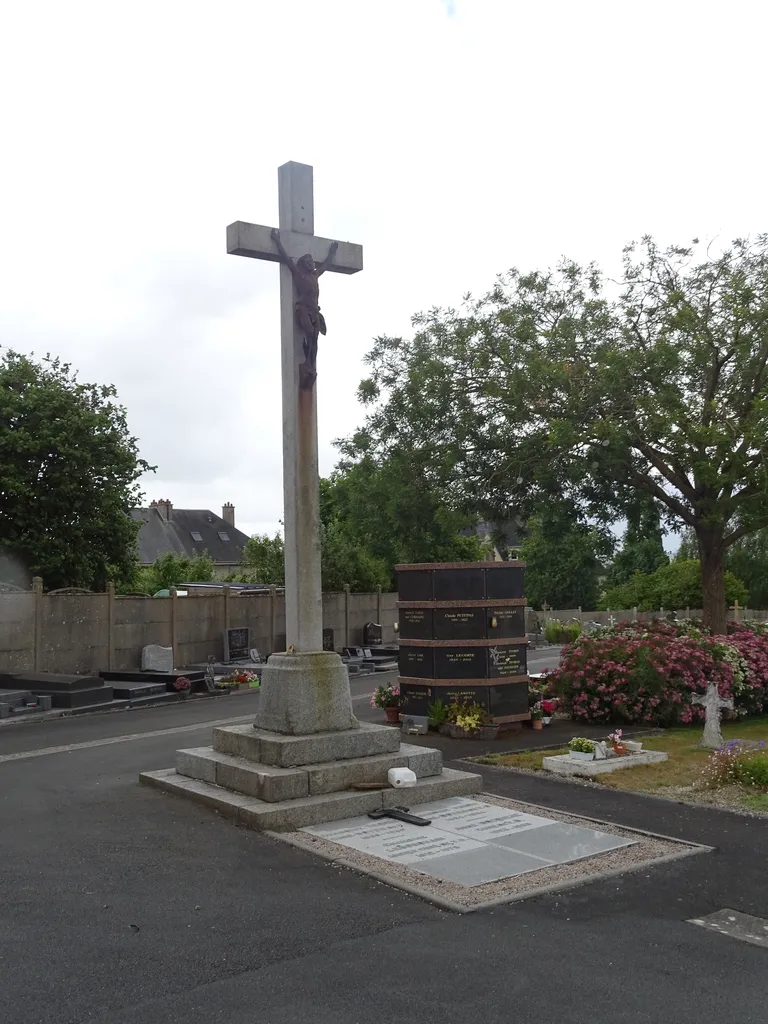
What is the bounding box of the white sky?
[1,0,766,541]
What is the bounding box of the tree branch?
[631,470,697,527]
[633,440,697,502]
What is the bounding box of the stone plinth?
[140,720,481,830]
[542,751,668,777]
[254,651,358,735]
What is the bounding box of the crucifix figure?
[691,683,734,749]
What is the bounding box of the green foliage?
[346,237,768,631]
[230,533,285,586]
[726,529,768,607]
[735,753,768,788]
[602,559,747,611]
[320,462,485,589]
[427,700,450,727]
[0,350,150,590]
[126,552,215,595]
[521,512,611,609]
[606,498,669,589]
[544,620,582,644]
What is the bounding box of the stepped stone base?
[140,719,481,830]
[140,766,481,831]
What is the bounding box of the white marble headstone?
[141,644,174,672]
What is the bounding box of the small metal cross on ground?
[692,682,734,749]
[227,163,363,652]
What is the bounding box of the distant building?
[131,500,250,578]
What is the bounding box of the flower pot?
[532,719,543,730]
[385,707,401,724]
[569,750,594,762]
[481,725,500,740]
[178,690,191,700]
[542,716,552,726]
[625,740,643,753]
[613,742,627,756]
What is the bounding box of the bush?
[701,741,768,789]
[544,620,582,644]
[549,618,768,726]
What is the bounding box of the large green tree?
[0,351,149,590]
[602,559,747,612]
[725,529,768,608]
[126,552,215,595]
[349,237,768,632]
[520,511,612,610]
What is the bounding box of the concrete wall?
[0,585,398,675]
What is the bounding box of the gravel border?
[268,793,709,913]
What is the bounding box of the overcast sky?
[1,0,766,540]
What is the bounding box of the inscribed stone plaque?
[223,627,250,662]
[398,570,433,602]
[305,818,483,864]
[488,681,529,717]
[434,646,486,679]
[398,646,435,678]
[434,607,486,641]
[487,644,526,678]
[485,566,524,600]
[487,607,525,639]
[399,607,434,640]
[433,568,485,601]
[399,683,435,715]
[415,798,548,841]
[141,645,174,673]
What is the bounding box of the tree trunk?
[697,529,727,634]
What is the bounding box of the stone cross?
[691,683,734,749]
[227,162,363,653]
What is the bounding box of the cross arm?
[227,221,363,274]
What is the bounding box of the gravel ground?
[275,793,703,911]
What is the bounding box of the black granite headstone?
[363,622,383,646]
[397,570,433,602]
[488,681,529,717]
[223,627,250,662]
[487,606,525,638]
[322,628,335,652]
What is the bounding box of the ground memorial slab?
[285,794,711,911]
[543,750,669,777]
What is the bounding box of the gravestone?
[692,683,734,749]
[363,622,383,647]
[396,562,530,726]
[141,645,174,673]
[223,627,250,663]
[322,628,335,652]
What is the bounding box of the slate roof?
[130,508,251,565]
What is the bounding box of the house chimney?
[156,499,173,521]
[222,502,235,527]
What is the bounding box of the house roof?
[130,508,251,565]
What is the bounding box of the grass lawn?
[480,718,768,814]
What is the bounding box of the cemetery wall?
[0,585,399,675]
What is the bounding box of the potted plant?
[446,698,487,738]
[218,669,258,690]
[568,737,595,761]
[540,699,557,725]
[530,704,544,730]
[608,729,627,755]
[370,683,401,723]
[173,676,192,700]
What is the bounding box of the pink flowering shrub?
[547,619,768,725]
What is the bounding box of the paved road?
[1,652,767,1024]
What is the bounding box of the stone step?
[0,691,53,718]
[175,743,443,802]
[111,682,167,700]
[212,721,401,767]
[140,766,482,831]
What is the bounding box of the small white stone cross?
[691,683,734,749]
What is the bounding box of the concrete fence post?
[344,584,351,648]
[107,582,115,671]
[170,587,178,668]
[32,577,43,672]
[223,584,231,634]
[633,606,638,621]
[376,585,382,625]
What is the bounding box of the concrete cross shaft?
[227,162,363,653]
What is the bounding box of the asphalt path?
[1,647,766,1024]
